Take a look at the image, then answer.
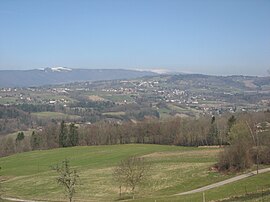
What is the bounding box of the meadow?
[32,112,81,120]
[0,144,269,201]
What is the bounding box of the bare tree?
[52,159,79,202]
[113,156,149,199]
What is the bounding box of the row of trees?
[30,121,79,150]
[0,111,269,164]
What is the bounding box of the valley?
[0,73,269,135]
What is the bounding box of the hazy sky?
[0,0,270,75]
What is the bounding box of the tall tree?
[59,121,69,147]
[207,116,218,145]
[30,131,41,150]
[227,115,236,133]
[16,132,25,142]
[69,123,78,146]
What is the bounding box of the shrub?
[217,140,253,171]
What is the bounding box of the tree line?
[1,111,269,160]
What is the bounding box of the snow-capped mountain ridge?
[0,68,157,87]
[51,67,72,72]
[43,67,72,72]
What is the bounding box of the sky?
[0,0,270,76]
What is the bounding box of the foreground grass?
[0,144,269,201]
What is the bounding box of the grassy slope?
[0,144,269,201]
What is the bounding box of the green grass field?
[30,93,76,103]
[86,91,134,103]
[103,94,134,103]
[0,97,18,105]
[168,104,187,112]
[102,111,126,119]
[5,130,35,139]
[102,111,126,116]
[157,107,172,119]
[0,144,269,202]
[32,112,81,120]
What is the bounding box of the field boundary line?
[0,197,46,202]
[174,167,270,196]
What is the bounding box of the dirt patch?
[88,95,106,101]
[243,80,258,89]
[142,149,220,159]
[198,145,224,148]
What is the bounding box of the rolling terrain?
[0,72,269,137]
[0,145,270,201]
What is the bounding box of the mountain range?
[0,68,157,87]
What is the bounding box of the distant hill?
[0,68,157,87]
